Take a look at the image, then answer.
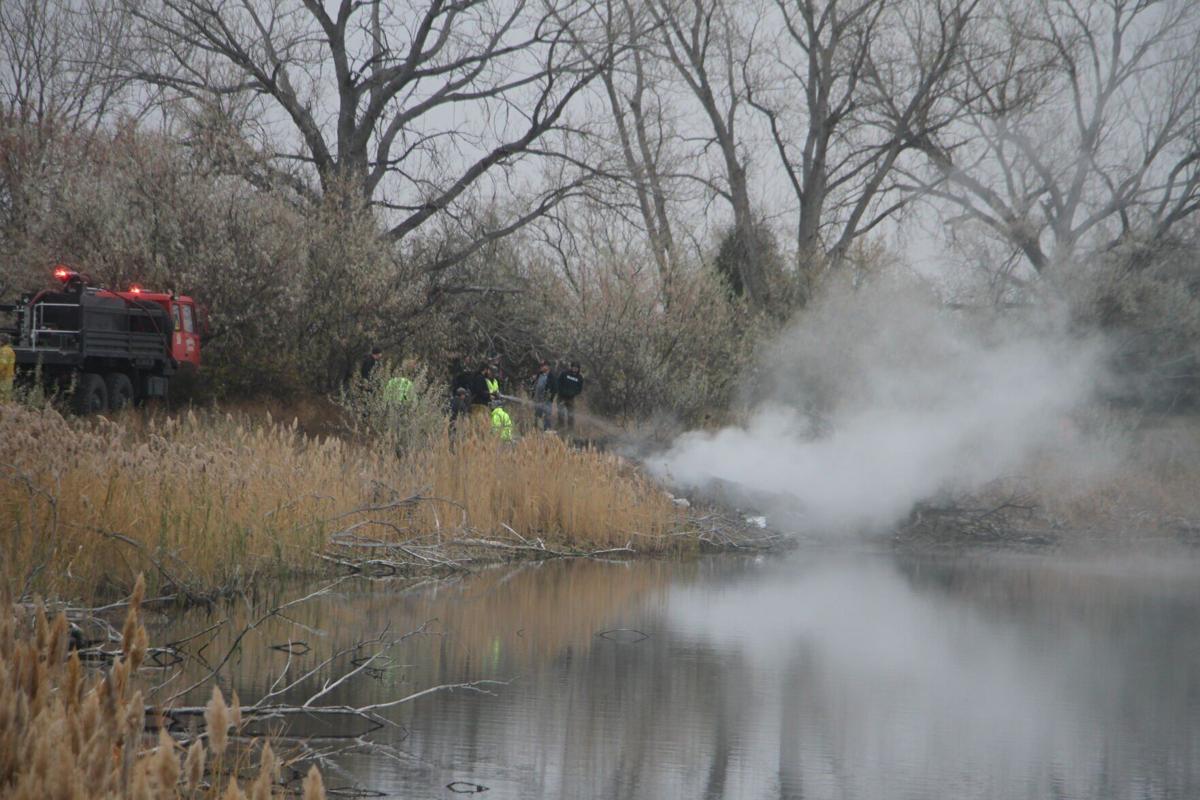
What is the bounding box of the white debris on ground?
[672,497,691,509]
[745,515,768,529]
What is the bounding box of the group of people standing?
[360,347,585,442]
[448,360,510,439]
[449,357,584,439]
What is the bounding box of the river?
[156,550,1200,799]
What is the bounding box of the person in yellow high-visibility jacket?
[490,403,514,441]
[383,375,413,407]
[0,334,15,403]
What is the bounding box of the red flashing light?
[130,285,142,294]
[53,266,71,281]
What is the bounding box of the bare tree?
[548,0,687,306]
[912,0,1200,287]
[0,0,132,233]
[122,0,614,272]
[0,0,132,132]
[745,0,982,287]
[599,0,682,305]
[645,0,778,310]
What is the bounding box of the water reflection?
[157,553,1200,799]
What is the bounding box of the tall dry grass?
[1,404,682,602]
[1029,414,1200,543]
[0,576,327,799]
[420,424,677,547]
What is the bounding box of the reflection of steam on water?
[661,555,1199,800]
[650,277,1102,533]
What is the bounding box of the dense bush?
[1068,234,1200,410]
[0,117,758,424]
[0,121,428,397]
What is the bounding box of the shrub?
[334,361,449,455]
[1069,235,1200,410]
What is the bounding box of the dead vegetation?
[1,404,771,605]
[3,572,528,798]
[896,415,1200,550]
[0,575,331,799]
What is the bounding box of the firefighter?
[383,375,413,407]
[0,333,14,403]
[490,399,514,442]
[556,361,584,430]
[485,358,501,401]
[384,358,419,406]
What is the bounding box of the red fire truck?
[1,266,203,413]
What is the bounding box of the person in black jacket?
[448,387,472,442]
[451,360,474,397]
[556,361,584,430]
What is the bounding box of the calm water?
[160,551,1200,799]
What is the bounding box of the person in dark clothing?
[448,387,472,440]
[484,366,501,402]
[556,361,584,430]
[530,360,555,431]
[467,364,494,418]
[360,346,383,381]
[451,363,474,397]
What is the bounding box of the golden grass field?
[1,404,683,603]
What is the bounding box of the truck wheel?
[73,372,108,414]
[105,372,134,411]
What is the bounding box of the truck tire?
[105,372,134,411]
[73,372,108,414]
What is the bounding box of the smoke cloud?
[650,275,1103,534]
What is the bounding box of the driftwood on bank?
[315,490,787,578]
[895,484,1052,546]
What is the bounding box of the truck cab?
[124,288,203,369]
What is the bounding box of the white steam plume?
[650,276,1102,533]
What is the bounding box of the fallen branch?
[443,536,636,560]
[161,576,352,704]
[160,679,511,736]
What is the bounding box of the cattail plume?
[302,765,327,800]
[204,686,231,756]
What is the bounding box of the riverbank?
[892,415,1200,554]
[1,404,778,605]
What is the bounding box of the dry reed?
[1,404,683,602]
[0,576,326,799]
